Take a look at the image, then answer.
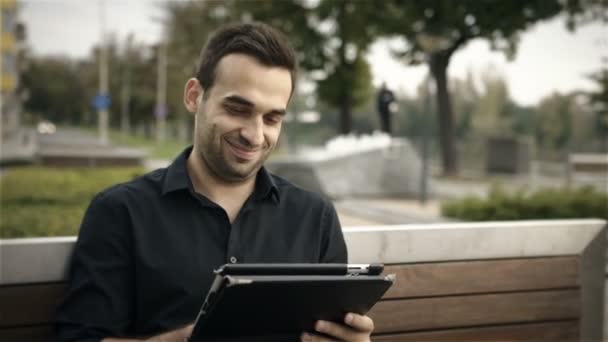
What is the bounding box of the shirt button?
[229,256,238,264]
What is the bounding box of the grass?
[0,166,144,238]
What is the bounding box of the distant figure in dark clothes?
[377,82,395,135]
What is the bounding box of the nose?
[240,117,264,148]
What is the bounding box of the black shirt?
[56,146,347,341]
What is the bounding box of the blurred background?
[1,0,607,238]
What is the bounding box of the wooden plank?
[0,325,55,342]
[0,283,65,327]
[383,256,579,299]
[369,289,580,333]
[372,320,579,341]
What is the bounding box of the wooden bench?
[1,219,605,341]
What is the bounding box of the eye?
[264,114,282,125]
[226,106,249,116]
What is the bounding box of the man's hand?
[145,324,193,342]
[300,313,374,342]
[102,324,194,342]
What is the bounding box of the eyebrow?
[222,95,286,116]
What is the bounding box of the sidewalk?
[335,198,447,226]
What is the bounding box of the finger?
[301,331,339,342]
[314,320,358,341]
[345,313,375,333]
[185,324,194,336]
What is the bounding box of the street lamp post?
[98,0,109,144]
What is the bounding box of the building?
[1,0,23,142]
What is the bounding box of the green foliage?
[22,57,88,124]
[0,167,144,238]
[22,38,159,130]
[442,185,608,221]
[587,67,608,145]
[317,55,372,110]
[536,92,574,149]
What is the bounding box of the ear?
[183,78,204,113]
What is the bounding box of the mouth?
[225,139,259,161]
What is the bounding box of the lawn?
[0,167,144,238]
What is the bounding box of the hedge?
[441,185,608,221]
[1,167,144,238]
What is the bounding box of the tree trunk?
[336,1,352,135]
[430,53,458,176]
[339,91,352,135]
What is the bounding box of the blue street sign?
[92,94,111,110]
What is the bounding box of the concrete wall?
[267,138,433,199]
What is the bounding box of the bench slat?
[382,256,579,299]
[0,283,65,327]
[372,320,579,341]
[370,289,580,333]
[0,325,54,342]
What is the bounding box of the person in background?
[377,82,395,135]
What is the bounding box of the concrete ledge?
[1,237,75,284]
[1,219,604,285]
[344,219,605,263]
[267,138,433,199]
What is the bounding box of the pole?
[155,41,167,143]
[121,34,133,135]
[420,73,432,204]
[98,0,109,144]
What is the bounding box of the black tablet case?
[190,264,394,341]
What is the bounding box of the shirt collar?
[161,146,192,196]
[254,165,280,204]
[162,146,279,204]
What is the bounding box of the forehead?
[210,53,292,111]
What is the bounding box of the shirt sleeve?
[319,200,348,263]
[56,190,134,341]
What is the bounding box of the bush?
[1,167,144,238]
[442,185,608,221]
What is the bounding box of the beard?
[197,125,272,183]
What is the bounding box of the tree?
[312,0,379,134]
[587,66,608,151]
[21,57,88,124]
[450,70,479,139]
[379,0,603,175]
[471,66,512,136]
[536,92,573,151]
[163,0,381,135]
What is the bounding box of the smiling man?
[56,22,375,342]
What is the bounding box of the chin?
[220,161,257,181]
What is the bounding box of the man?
[56,22,375,342]
[376,82,395,135]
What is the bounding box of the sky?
[19,0,608,106]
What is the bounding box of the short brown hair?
[196,22,297,98]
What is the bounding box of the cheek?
[265,126,282,147]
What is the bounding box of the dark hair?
[196,22,297,98]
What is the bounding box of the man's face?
[187,54,292,183]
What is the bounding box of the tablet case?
[189,264,394,341]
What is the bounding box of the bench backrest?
[1,220,605,341]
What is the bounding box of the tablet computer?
[189,263,394,341]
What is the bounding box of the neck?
[186,147,256,205]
